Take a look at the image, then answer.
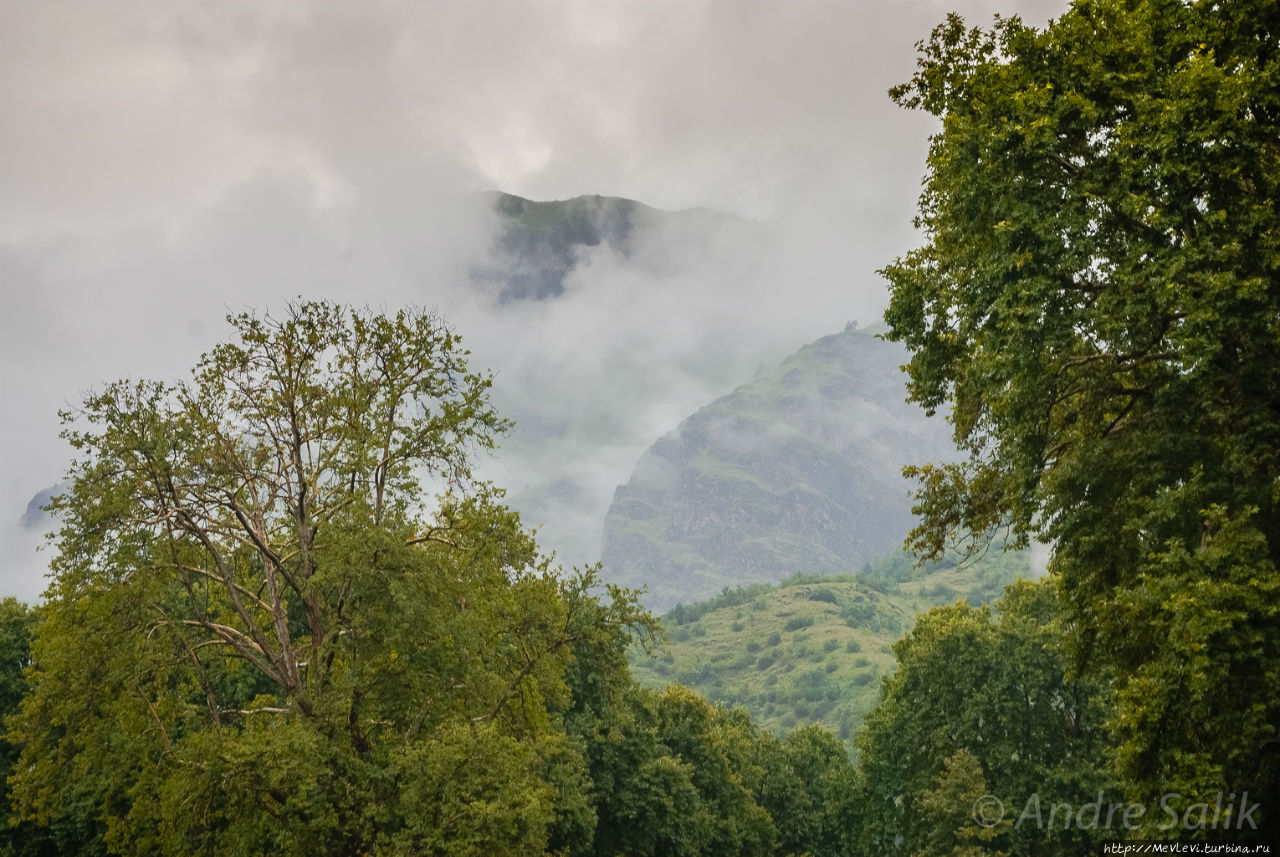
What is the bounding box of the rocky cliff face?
[601,325,955,611]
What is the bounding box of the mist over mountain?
[461,192,834,571]
[11,190,816,599]
[601,324,955,612]
[13,191,933,605]
[19,484,62,530]
[0,0,1063,607]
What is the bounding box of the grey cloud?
[1,0,1068,598]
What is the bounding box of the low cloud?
[0,0,1064,597]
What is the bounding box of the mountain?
[20,483,63,529]
[471,191,747,302]
[601,324,956,611]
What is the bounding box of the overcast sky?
[0,0,1064,601]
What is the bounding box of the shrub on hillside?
[784,616,814,632]
[808,588,838,604]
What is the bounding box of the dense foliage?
[883,0,1279,838]
[854,580,1113,856]
[0,598,86,857]
[5,304,630,855]
[1,303,862,856]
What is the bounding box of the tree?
[854,581,1111,857]
[913,749,1009,857]
[574,684,779,857]
[7,302,650,855]
[882,0,1280,836]
[1,598,101,857]
[751,725,853,857]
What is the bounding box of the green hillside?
[629,547,1033,742]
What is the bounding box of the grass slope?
[629,547,1033,742]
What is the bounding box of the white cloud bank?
[0,0,1064,600]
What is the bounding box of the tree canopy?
[6,303,657,855]
[883,0,1279,837]
[854,580,1111,856]
[3,301,866,856]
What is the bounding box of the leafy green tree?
[0,600,30,726]
[580,687,714,857]
[653,688,777,857]
[751,724,853,857]
[6,303,647,855]
[913,749,1009,857]
[575,684,778,857]
[854,581,1111,856]
[883,0,1280,835]
[1,598,103,857]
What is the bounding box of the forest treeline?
[0,546,1127,856]
[5,0,1279,852]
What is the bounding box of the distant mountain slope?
[467,192,772,569]
[601,325,955,611]
[471,192,745,302]
[19,483,63,529]
[630,549,1032,742]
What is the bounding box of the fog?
[0,0,1064,601]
